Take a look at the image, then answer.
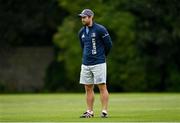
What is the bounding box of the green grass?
[0,93,180,122]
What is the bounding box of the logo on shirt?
[91,33,97,55]
[92,38,97,55]
[91,32,96,38]
[102,33,109,38]
[81,34,85,39]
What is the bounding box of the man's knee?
[98,84,108,92]
[85,85,94,92]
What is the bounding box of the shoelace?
[80,112,94,118]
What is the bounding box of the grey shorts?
[80,63,107,85]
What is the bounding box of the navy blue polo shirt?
[78,22,112,65]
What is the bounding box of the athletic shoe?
[101,111,108,118]
[80,111,94,118]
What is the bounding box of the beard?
[82,21,90,26]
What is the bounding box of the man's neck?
[87,21,93,27]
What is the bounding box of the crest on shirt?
[91,32,96,38]
[102,33,109,38]
[81,34,85,39]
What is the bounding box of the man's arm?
[100,26,112,56]
[78,30,84,49]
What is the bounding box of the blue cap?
[78,9,94,17]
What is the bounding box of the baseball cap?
[78,9,94,17]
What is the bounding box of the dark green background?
[1,0,180,92]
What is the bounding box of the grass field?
[0,93,180,122]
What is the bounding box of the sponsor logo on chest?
[91,32,96,38]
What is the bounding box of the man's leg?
[97,84,109,117]
[85,84,94,112]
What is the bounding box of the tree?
[0,0,67,46]
[128,0,180,91]
[53,0,145,91]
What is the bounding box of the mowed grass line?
[0,93,180,122]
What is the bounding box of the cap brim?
[78,13,87,17]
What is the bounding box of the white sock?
[87,110,93,114]
[102,110,107,114]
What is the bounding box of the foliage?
[1,0,180,92]
[53,0,145,91]
[52,0,180,92]
[127,0,180,91]
[0,0,67,46]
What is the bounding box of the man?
[78,9,112,118]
